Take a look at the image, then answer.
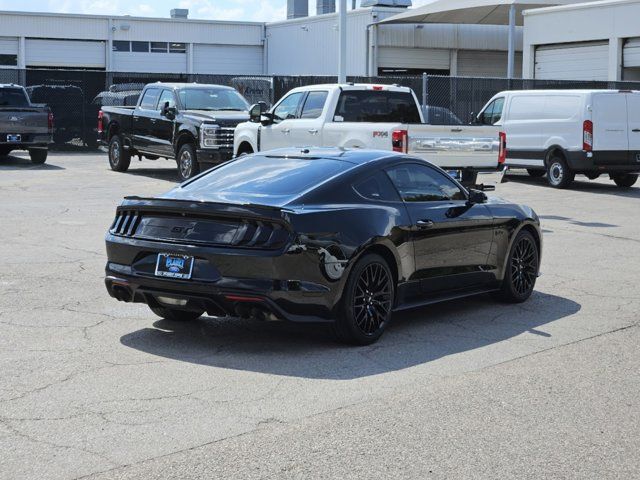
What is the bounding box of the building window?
[131,41,149,53]
[112,41,130,52]
[169,42,186,54]
[150,42,168,53]
[0,54,17,66]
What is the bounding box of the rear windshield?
[0,88,29,107]
[335,90,421,123]
[178,155,353,198]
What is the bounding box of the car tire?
[527,169,545,178]
[177,143,200,181]
[546,155,574,189]
[108,134,131,172]
[150,306,204,322]
[28,148,48,165]
[333,253,395,345]
[495,230,539,304]
[612,173,638,188]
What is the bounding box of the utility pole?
[338,0,347,83]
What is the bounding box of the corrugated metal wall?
[535,42,609,81]
[378,47,450,71]
[25,39,106,68]
[457,50,523,78]
[0,37,18,55]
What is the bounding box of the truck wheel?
[28,148,48,165]
[108,134,131,172]
[177,143,200,181]
[527,169,545,178]
[546,155,574,189]
[612,173,638,188]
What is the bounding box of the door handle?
[632,129,640,132]
[281,128,291,134]
[450,128,463,133]
[416,219,434,229]
[133,116,139,121]
[308,128,319,135]
[149,119,157,123]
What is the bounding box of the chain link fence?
[7,68,640,150]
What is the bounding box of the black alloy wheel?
[496,230,539,303]
[108,134,131,172]
[334,254,394,345]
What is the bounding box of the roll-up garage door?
[25,39,106,69]
[535,42,608,80]
[623,38,640,68]
[0,37,18,55]
[378,47,450,71]
[457,50,522,78]
[193,44,263,75]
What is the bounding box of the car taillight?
[583,120,593,152]
[97,110,104,134]
[498,131,507,164]
[48,112,54,132]
[392,129,408,153]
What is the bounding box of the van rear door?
[592,93,628,165]
[625,93,640,166]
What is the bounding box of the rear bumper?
[105,233,340,323]
[0,133,52,148]
[567,151,640,173]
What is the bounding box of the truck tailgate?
[406,125,500,170]
[0,108,48,134]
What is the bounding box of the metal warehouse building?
[0,3,523,79]
[523,0,640,80]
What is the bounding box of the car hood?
[182,110,249,125]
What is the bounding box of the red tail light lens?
[47,112,54,132]
[372,85,384,91]
[498,131,507,164]
[392,129,408,153]
[97,110,104,134]
[583,120,593,152]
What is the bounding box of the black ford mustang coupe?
[105,148,541,344]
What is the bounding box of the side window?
[139,88,160,110]
[386,164,466,202]
[272,92,304,123]
[300,91,328,119]
[353,171,401,202]
[480,97,504,125]
[157,89,176,110]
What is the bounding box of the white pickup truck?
[233,83,506,184]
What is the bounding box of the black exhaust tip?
[112,285,132,302]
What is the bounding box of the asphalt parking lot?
[1,152,639,480]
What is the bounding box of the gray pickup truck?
[0,84,53,164]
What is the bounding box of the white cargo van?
[474,90,640,188]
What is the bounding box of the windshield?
[170,154,354,205]
[0,88,29,107]
[177,88,249,111]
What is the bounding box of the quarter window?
[272,92,304,123]
[139,88,160,110]
[354,171,401,202]
[386,164,466,202]
[300,91,328,119]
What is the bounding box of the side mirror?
[467,189,487,205]
[249,101,268,122]
[469,112,478,125]
[162,102,177,120]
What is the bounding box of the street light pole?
[338,0,347,83]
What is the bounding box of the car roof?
[147,82,236,91]
[287,83,413,94]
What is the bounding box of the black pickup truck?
[0,84,53,164]
[98,83,250,181]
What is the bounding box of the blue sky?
[0,0,430,23]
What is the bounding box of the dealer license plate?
[155,253,194,280]
[7,134,21,143]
